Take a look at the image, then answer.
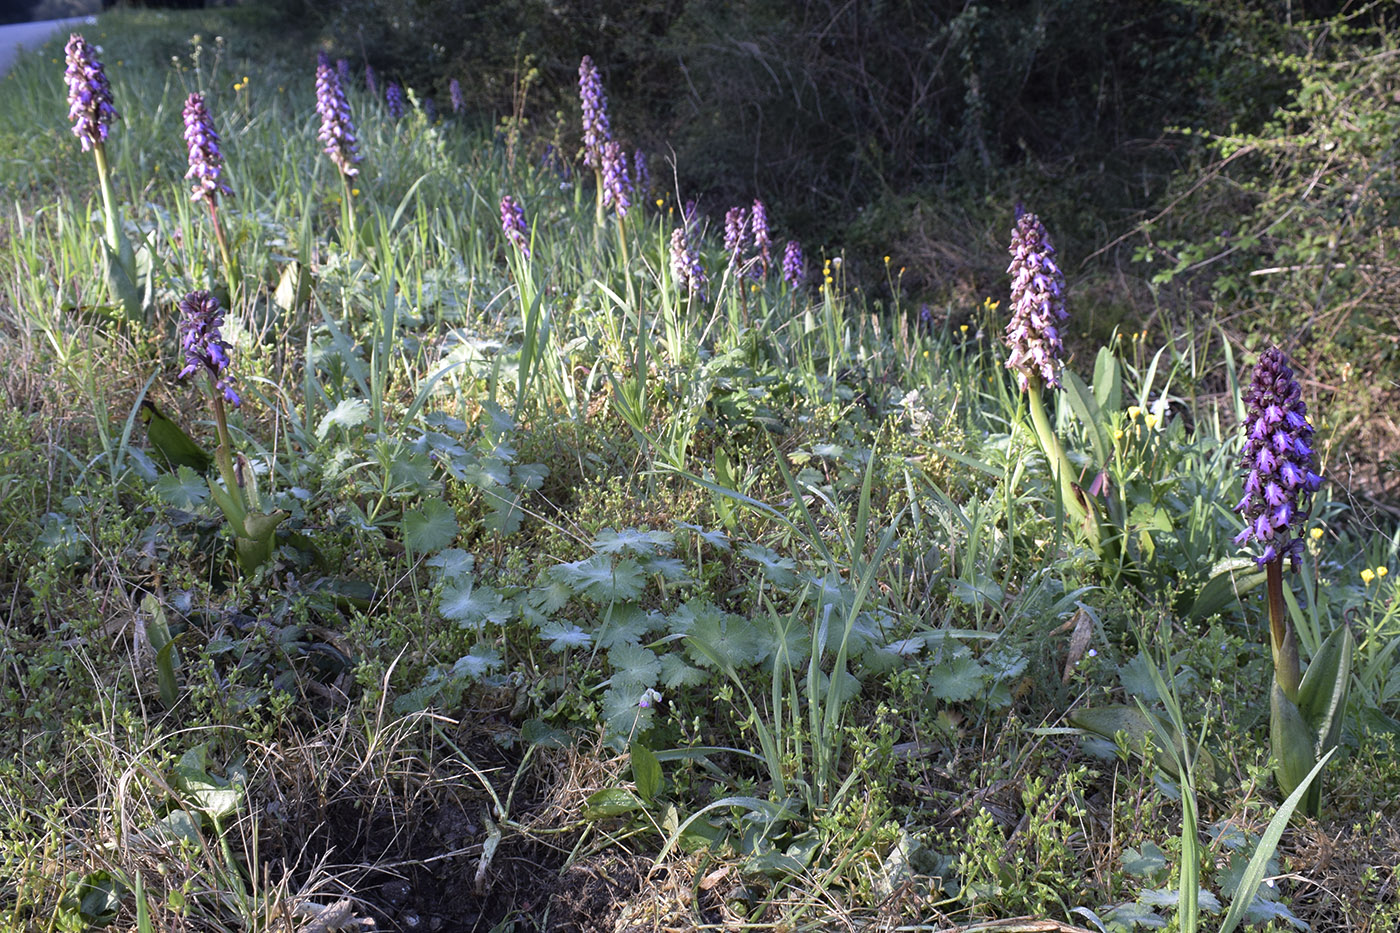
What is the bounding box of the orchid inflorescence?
[315,53,362,177]
[450,78,463,114]
[750,199,771,275]
[1233,347,1323,568]
[64,33,118,152]
[177,290,239,407]
[670,225,706,297]
[1003,211,1068,392]
[500,195,529,257]
[782,240,805,289]
[600,140,631,218]
[578,55,611,170]
[182,92,231,204]
[385,82,405,119]
[723,207,747,268]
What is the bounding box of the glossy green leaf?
[402,497,459,554]
[1062,368,1109,470]
[1297,625,1354,758]
[630,742,662,802]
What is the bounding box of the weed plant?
[0,6,1398,933]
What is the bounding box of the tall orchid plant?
[65,33,145,321]
[1002,210,1097,546]
[1235,348,1351,816]
[177,290,286,574]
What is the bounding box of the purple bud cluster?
[315,55,362,177]
[1003,211,1068,392]
[177,290,239,406]
[632,150,649,195]
[578,55,611,170]
[64,34,118,152]
[600,140,631,218]
[782,240,805,289]
[670,225,706,298]
[364,64,378,98]
[385,82,405,119]
[723,207,747,267]
[422,97,437,123]
[450,78,463,114]
[336,58,350,85]
[182,93,231,204]
[751,199,771,274]
[500,195,529,257]
[1233,347,1323,567]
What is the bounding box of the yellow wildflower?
[1362,568,1376,585]
[1144,413,1160,430]
[959,324,969,334]
[1127,405,1142,421]
[1379,566,1390,579]
[1310,527,1324,540]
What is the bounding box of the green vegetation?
[1,3,1398,931]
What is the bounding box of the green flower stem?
[339,171,358,257]
[207,200,239,298]
[1025,376,1096,547]
[1266,557,1302,701]
[93,143,120,250]
[209,393,249,538]
[616,215,637,311]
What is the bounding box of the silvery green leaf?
[402,498,458,554]
[676,522,730,550]
[539,620,591,651]
[592,527,674,555]
[156,466,210,510]
[426,548,474,582]
[925,656,986,702]
[452,645,502,679]
[440,581,511,628]
[740,544,797,586]
[609,642,661,687]
[316,398,371,441]
[596,603,654,649]
[659,653,707,688]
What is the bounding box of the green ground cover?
[1,5,1398,932]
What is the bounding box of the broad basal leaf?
[402,497,459,554]
[155,466,210,510]
[925,655,987,702]
[316,398,371,441]
[452,644,503,680]
[539,619,592,651]
[550,555,645,602]
[592,527,675,555]
[609,641,661,688]
[440,580,512,629]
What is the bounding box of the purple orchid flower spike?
[578,55,611,170]
[1003,211,1068,392]
[315,54,362,177]
[177,290,239,407]
[182,92,231,204]
[1234,347,1324,569]
[64,34,118,152]
[782,240,805,289]
[500,195,530,257]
